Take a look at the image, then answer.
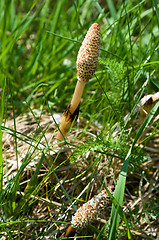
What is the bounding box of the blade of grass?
[49,0,65,50]
[16,153,45,212]
[152,0,159,29]
[53,171,77,212]
[96,186,132,240]
[107,0,117,20]
[0,3,44,61]
[0,79,6,190]
[109,100,159,239]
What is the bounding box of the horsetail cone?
[60,186,114,238]
[70,23,100,114]
[56,23,100,142]
[76,23,101,82]
[71,186,114,230]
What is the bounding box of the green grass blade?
[152,0,159,29]
[0,79,6,190]
[0,3,44,61]
[15,153,45,212]
[107,0,117,20]
[133,101,159,146]
[109,147,132,240]
[96,187,132,239]
[109,101,159,239]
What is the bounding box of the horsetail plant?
[137,92,159,143]
[56,23,101,143]
[60,185,114,239]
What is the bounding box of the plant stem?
[70,80,85,114]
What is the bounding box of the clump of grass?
[1,0,159,239]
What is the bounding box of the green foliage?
[0,80,6,190]
[1,0,159,239]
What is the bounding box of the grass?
[1,0,159,239]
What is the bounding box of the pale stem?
[55,115,71,142]
[55,80,86,145]
[152,92,159,102]
[70,80,85,114]
[55,126,66,142]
